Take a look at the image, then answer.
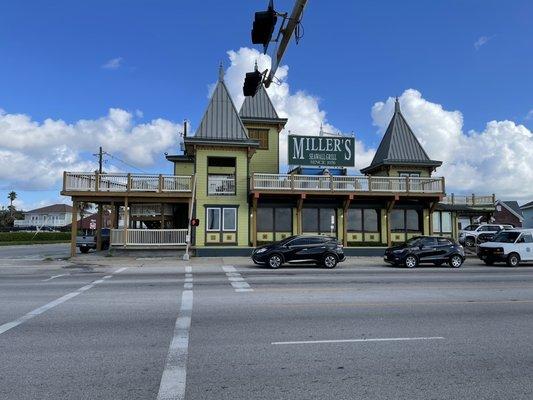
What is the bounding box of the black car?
[252,235,345,269]
[384,236,465,268]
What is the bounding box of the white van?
[477,229,533,266]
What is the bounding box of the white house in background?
[14,204,80,229]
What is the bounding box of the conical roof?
[239,85,281,120]
[361,98,441,174]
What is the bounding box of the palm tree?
[7,191,16,216]
[77,202,92,231]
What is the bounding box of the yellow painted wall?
[174,162,194,176]
[194,147,249,247]
[380,209,388,244]
[423,209,430,235]
[246,124,279,175]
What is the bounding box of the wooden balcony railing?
[110,228,188,246]
[63,172,193,193]
[251,173,445,194]
[441,194,495,206]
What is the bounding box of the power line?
[102,151,148,173]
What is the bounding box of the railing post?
[251,174,254,190]
[290,174,295,191]
[451,193,454,205]
[368,176,372,192]
[95,172,99,191]
[441,177,446,195]
[63,171,67,191]
[406,176,410,193]
[330,174,334,191]
[159,174,163,193]
[127,173,131,192]
[472,193,476,206]
[492,193,496,205]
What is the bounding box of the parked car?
[477,229,533,266]
[251,235,345,269]
[384,236,465,268]
[459,224,513,247]
[76,228,110,253]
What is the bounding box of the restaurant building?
[61,68,495,256]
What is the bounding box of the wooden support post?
[127,173,132,192]
[160,203,165,229]
[96,203,103,251]
[63,171,67,192]
[159,174,163,193]
[405,176,410,193]
[95,172,100,191]
[124,197,129,247]
[252,195,258,248]
[296,195,305,235]
[342,195,352,247]
[109,202,116,229]
[70,199,78,257]
[385,199,396,247]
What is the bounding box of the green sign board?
[287,135,355,167]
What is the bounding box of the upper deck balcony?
[61,172,194,198]
[250,173,445,196]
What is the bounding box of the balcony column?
[342,195,352,247]
[96,203,103,251]
[160,203,165,229]
[124,197,129,247]
[296,195,305,235]
[385,199,396,247]
[251,195,258,248]
[70,199,78,257]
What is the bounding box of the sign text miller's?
[288,135,355,167]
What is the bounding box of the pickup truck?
[76,228,110,253]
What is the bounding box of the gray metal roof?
[239,85,280,120]
[501,200,524,218]
[521,200,533,210]
[193,69,250,141]
[361,98,441,174]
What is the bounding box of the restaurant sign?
[288,135,355,167]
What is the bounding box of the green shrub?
[0,231,71,242]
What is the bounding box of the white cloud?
[525,109,533,120]
[221,47,375,171]
[474,36,493,50]
[371,90,533,200]
[0,109,181,190]
[102,57,123,70]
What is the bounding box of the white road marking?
[157,266,193,400]
[0,267,128,336]
[42,273,69,281]
[222,265,253,292]
[272,336,445,345]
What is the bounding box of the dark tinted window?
[391,209,404,231]
[302,208,318,232]
[492,231,520,243]
[406,210,420,231]
[437,238,453,245]
[421,237,438,247]
[347,209,362,231]
[307,237,325,245]
[208,157,235,167]
[523,234,533,243]
[478,225,491,232]
[364,209,378,231]
[275,208,292,231]
[319,208,336,233]
[257,208,273,231]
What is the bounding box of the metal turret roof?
[239,85,281,120]
[361,98,442,174]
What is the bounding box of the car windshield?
[492,231,521,243]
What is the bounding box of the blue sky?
[1,1,532,209]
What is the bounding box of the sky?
[0,0,532,210]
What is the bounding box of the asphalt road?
[1,257,533,400]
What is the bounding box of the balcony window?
[432,211,452,234]
[208,174,235,195]
[207,207,237,232]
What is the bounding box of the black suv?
[384,236,465,268]
[252,235,345,269]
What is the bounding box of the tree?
[7,191,17,216]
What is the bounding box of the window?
[207,207,237,232]
[208,157,236,167]
[437,238,453,245]
[432,211,452,234]
[347,209,378,232]
[303,208,336,234]
[399,172,421,177]
[522,234,533,243]
[420,237,438,247]
[248,129,269,150]
[257,207,292,232]
[206,208,220,231]
[223,208,236,231]
[391,209,421,233]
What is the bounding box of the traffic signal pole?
[264,0,308,88]
[183,174,197,261]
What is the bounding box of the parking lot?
[1,251,533,400]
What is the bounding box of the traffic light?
[243,70,263,97]
[251,2,277,52]
[190,218,200,227]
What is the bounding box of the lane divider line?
[42,273,69,282]
[157,266,193,400]
[0,267,128,336]
[272,336,445,345]
[222,265,253,292]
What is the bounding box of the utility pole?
[98,146,103,174]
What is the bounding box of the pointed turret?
[185,66,259,147]
[360,98,442,175]
[240,84,285,123]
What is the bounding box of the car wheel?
[449,254,463,268]
[483,259,494,266]
[404,255,418,268]
[323,254,338,269]
[506,253,520,267]
[465,237,475,247]
[79,247,89,254]
[268,254,283,269]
